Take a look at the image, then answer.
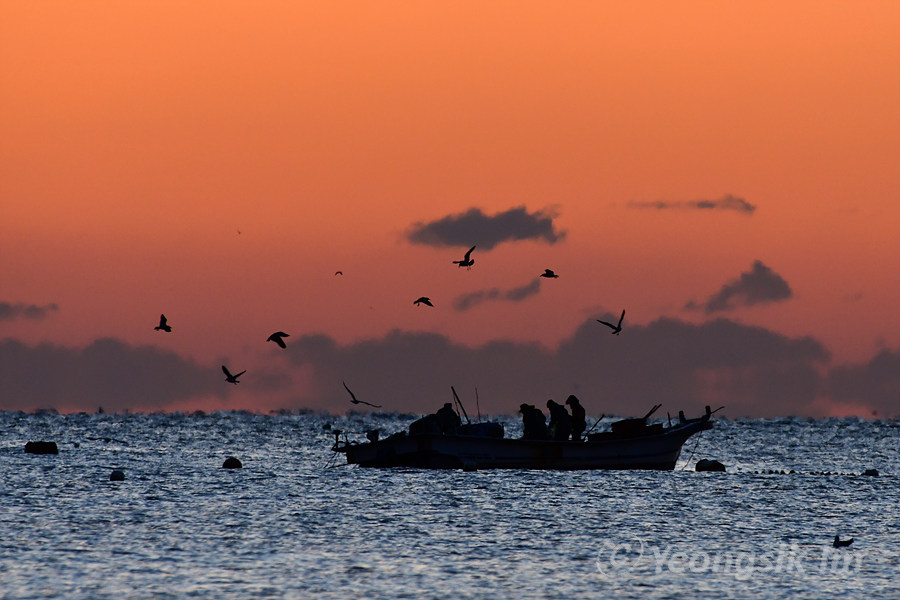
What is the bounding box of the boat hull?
[337,418,712,470]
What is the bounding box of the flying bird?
[597,310,625,335]
[267,331,290,349]
[334,271,343,276]
[154,314,172,332]
[453,245,476,269]
[833,535,853,548]
[342,381,382,408]
[222,365,246,384]
[540,269,559,279]
[414,297,433,307]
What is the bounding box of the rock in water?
[25,441,59,455]
[222,456,243,469]
[109,470,125,481]
[695,459,726,472]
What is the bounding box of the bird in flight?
[267,331,290,349]
[453,245,476,269]
[222,365,246,384]
[540,269,559,279]
[597,310,625,335]
[343,381,382,408]
[334,270,343,276]
[414,297,433,307]
[154,314,172,332]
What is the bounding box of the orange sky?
[2,2,899,416]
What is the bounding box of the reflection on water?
[1,412,897,599]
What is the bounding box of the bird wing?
[342,381,358,403]
[222,365,233,378]
[273,337,286,348]
[360,400,382,408]
[464,245,476,260]
[234,370,246,379]
[618,310,626,326]
[597,320,615,329]
[159,314,167,326]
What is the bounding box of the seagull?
[597,310,625,335]
[453,245,476,269]
[540,269,559,279]
[334,270,343,276]
[833,535,853,548]
[222,365,246,384]
[267,331,290,349]
[154,314,172,332]
[414,297,433,307]
[343,381,382,408]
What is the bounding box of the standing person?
[519,403,549,440]
[546,399,571,441]
[435,402,461,434]
[566,395,587,441]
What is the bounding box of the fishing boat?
[331,405,715,471]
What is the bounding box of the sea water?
[1,412,897,599]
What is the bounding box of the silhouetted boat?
[332,406,715,470]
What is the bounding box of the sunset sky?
[3,2,899,418]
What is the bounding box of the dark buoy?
[833,535,853,548]
[695,459,726,472]
[862,468,879,477]
[25,441,59,455]
[109,470,125,481]
[222,456,243,469]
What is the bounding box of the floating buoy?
[695,459,726,472]
[222,456,243,469]
[25,441,58,455]
[109,470,125,481]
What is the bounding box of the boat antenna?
[451,386,471,424]
[642,404,662,421]
[475,386,481,422]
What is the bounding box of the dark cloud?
[407,206,565,250]
[11,321,898,418]
[282,317,831,418]
[453,279,542,311]
[687,261,792,313]
[0,302,59,321]
[826,349,900,417]
[630,194,756,215]
[0,338,226,412]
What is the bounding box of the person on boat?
[565,395,586,441]
[546,399,571,441]
[519,403,549,440]
[435,402,461,434]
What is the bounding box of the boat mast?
[450,386,471,424]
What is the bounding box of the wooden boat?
[331,406,715,471]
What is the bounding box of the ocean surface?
[1,411,897,599]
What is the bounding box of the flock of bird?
[153,313,287,386]
[152,243,626,406]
